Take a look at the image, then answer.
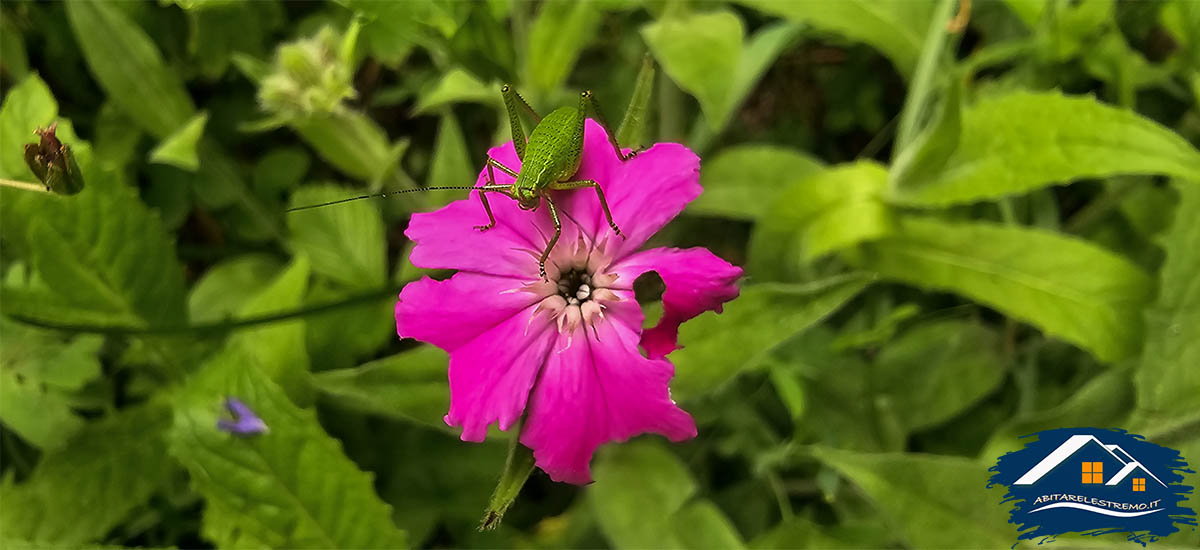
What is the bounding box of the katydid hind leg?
[549,179,626,240]
[582,91,637,162]
[501,85,539,161]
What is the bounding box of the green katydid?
[289,85,638,279]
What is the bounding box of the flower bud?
[259,26,357,121]
[22,123,84,195]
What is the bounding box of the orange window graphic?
[1081,461,1103,484]
[1133,478,1146,492]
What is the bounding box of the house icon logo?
[989,428,1196,545]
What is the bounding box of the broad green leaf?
[642,11,742,131]
[427,111,475,205]
[93,102,144,172]
[1133,183,1200,428]
[875,320,1007,432]
[287,184,387,288]
[226,256,312,402]
[751,161,895,272]
[413,68,496,114]
[859,216,1153,362]
[252,147,311,196]
[169,349,408,548]
[692,144,823,220]
[0,74,56,180]
[188,254,284,323]
[0,14,29,81]
[303,282,395,371]
[1,167,188,328]
[589,440,697,549]
[313,346,449,430]
[65,0,196,138]
[737,0,933,76]
[0,402,173,546]
[0,319,103,449]
[148,112,209,171]
[672,501,746,550]
[810,446,1013,548]
[525,0,601,94]
[752,516,893,549]
[671,274,873,400]
[889,91,1200,206]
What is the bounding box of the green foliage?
[168,350,408,548]
[890,91,1200,206]
[859,216,1153,362]
[1,402,173,546]
[4,1,1200,548]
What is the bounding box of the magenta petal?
[443,306,559,441]
[610,247,743,359]
[519,318,697,484]
[395,273,542,351]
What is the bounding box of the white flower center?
[515,235,622,346]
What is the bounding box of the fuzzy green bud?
[259,26,357,121]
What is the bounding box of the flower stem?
[479,429,536,531]
[894,0,959,157]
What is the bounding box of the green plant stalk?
[0,178,51,193]
[479,427,536,531]
[893,0,959,157]
[8,285,402,336]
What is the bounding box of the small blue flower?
[217,397,268,436]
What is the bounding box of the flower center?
[557,268,593,305]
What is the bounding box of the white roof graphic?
[1013,434,1167,487]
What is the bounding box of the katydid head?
[516,186,540,210]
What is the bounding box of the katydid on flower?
[288,85,638,279]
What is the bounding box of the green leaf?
[313,346,450,430]
[168,349,408,548]
[525,0,602,94]
[642,11,741,131]
[0,319,103,449]
[0,74,56,180]
[1134,183,1200,428]
[1,168,188,329]
[65,0,196,139]
[671,274,873,400]
[188,254,284,324]
[0,402,173,546]
[859,216,1153,362]
[589,440,696,549]
[737,0,933,76]
[874,320,1007,432]
[148,112,209,171]
[672,501,746,550]
[291,110,403,186]
[752,516,892,549]
[692,145,824,221]
[0,14,29,82]
[889,91,1200,206]
[811,447,1012,547]
[427,111,475,205]
[412,68,496,114]
[750,161,895,274]
[287,184,387,288]
[226,256,312,402]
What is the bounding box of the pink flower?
[395,120,742,484]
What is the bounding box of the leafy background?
[1,0,1199,548]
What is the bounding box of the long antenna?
[287,185,496,212]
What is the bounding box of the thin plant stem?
[894,0,959,157]
[8,284,403,336]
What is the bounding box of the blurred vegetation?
[1,0,1199,548]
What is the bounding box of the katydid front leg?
[549,179,626,240]
[475,157,519,231]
